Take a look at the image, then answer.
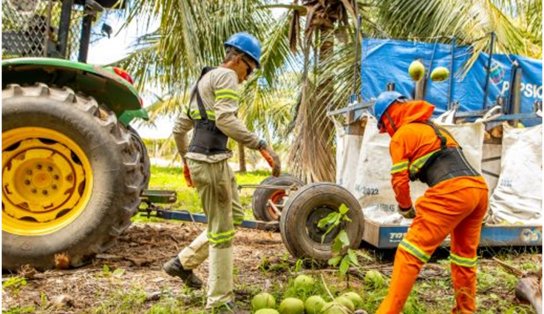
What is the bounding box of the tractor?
[2,0,150,270]
[2,0,366,270]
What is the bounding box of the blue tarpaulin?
[360,38,542,125]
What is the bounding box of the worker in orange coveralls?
[371,91,489,314]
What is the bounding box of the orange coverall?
[376,100,489,314]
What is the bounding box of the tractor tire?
[252,175,304,221]
[2,83,147,270]
[127,125,151,190]
[279,182,364,261]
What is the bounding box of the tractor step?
[141,189,177,204]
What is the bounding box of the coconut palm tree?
[120,0,541,181]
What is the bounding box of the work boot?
[163,256,203,289]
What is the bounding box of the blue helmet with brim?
[224,32,261,68]
[373,91,406,127]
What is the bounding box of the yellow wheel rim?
[2,127,93,235]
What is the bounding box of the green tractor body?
[2,0,151,270]
[3,57,149,124]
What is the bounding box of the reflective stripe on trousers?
[177,159,245,307]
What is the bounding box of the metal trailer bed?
[140,190,542,250]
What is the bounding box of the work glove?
[398,205,416,219]
[183,160,193,187]
[259,146,281,177]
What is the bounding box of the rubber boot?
[206,246,234,308]
[162,256,203,289]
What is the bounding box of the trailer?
[140,165,542,264]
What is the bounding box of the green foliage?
[2,276,27,296]
[318,204,358,276]
[402,295,425,314]
[2,306,36,314]
[123,0,542,182]
[2,276,27,290]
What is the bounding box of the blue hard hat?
[224,32,261,68]
[373,91,406,126]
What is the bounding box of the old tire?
[252,175,304,221]
[2,83,146,270]
[279,182,363,261]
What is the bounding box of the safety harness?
[409,121,479,187]
[187,67,230,156]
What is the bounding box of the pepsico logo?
[489,61,505,85]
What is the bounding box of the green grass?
[133,166,269,222]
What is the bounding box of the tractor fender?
[2,57,148,125]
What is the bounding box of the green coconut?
[408,60,425,81]
[320,302,353,314]
[364,270,385,289]
[252,292,276,311]
[278,297,305,314]
[430,66,450,82]
[293,274,315,291]
[255,309,280,314]
[341,292,363,309]
[304,295,326,314]
[334,296,355,312]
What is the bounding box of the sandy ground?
[2,222,290,313]
[2,221,540,313]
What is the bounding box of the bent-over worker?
[372,91,489,314]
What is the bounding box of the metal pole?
[510,66,522,126]
[386,82,395,91]
[78,11,93,62]
[422,42,438,100]
[447,36,456,109]
[44,0,54,57]
[57,0,73,58]
[352,15,362,100]
[482,32,495,109]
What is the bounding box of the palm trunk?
[238,143,247,173]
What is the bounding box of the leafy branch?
[318,204,359,276]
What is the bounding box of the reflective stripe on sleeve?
[391,160,409,174]
[214,88,239,101]
[408,150,438,176]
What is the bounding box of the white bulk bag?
[488,123,542,225]
[434,110,485,173]
[353,115,427,225]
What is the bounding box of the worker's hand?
[259,146,281,177]
[398,205,415,219]
[183,160,193,187]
